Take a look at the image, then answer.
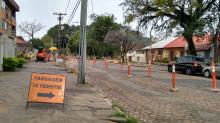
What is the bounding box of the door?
[170,50,174,61]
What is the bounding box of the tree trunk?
[183,32,197,56]
[121,53,125,63]
[213,1,220,62]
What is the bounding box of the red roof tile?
[16,38,27,45]
[164,37,187,48]
[164,35,212,50]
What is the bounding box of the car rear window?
[194,57,205,62]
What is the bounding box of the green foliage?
[89,14,121,43]
[121,0,218,55]
[3,57,27,71]
[31,38,44,50]
[126,116,138,123]
[111,112,126,118]
[3,58,19,71]
[162,57,169,63]
[68,31,80,54]
[16,58,26,68]
[41,35,52,50]
[47,24,79,47]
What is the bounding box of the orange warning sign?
[27,73,66,104]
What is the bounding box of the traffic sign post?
[27,73,66,109]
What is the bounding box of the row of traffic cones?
[170,61,219,93]
[75,57,219,93]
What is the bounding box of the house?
[143,34,214,63]
[16,37,28,55]
[127,42,146,63]
[143,37,179,62]
[0,0,19,71]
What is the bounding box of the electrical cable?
[67,0,81,25]
[64,0,71,14]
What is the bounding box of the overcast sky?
[15,0,134,40]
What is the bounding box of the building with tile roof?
[0,0,20,71]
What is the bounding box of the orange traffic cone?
[128,62,131,78]
[170,64,177,92]
[211,61,219,92]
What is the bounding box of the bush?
[3,58,18,71]
[16,58,26,68]
[3,58,27,71]
[162,57,169,63]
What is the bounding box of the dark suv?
[168,55,208,75]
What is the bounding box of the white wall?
[127,50,146,63]
[0,34,16,71]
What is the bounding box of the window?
[1,21,7,30]
[194,57,205,62]
[177,57,184,63]
[158,49,163,55]
[184,56,193,62]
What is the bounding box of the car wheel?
[168,65,172,73]
[186,68,192,75]
[204,70,211,78]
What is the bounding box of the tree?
[105,27,141,62]
[31,38,44,50]
[87,14,122,58]
[68,31,80,54]
[121,0,218,55]
[47,24,78,48]
[210,1,220,62]
[41,35,52,50]
[89,14,121,43]
[19,21,44,40]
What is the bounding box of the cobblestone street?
[67,59,220,123]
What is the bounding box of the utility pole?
[53,12,66,51]
[78,0,88,84]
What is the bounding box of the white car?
[202,66,220,78]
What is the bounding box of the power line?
[90,0,94,14]
[64,0,71,14]
[67,0,81,25]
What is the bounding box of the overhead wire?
[64,0,71,14]
[67,0,81,25]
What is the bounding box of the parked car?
[168,55,209,75]
[202,65,220,78]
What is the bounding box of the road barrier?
[211,61,219,92]
[170,64,177,92]
[128,62,131,78]
[148,60,151,78]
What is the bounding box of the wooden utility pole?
[53,12,66,50]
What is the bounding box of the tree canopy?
[31,38,44,50]
[121,0,218,55]
[105,27,142,62]
[89,14,121,43]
